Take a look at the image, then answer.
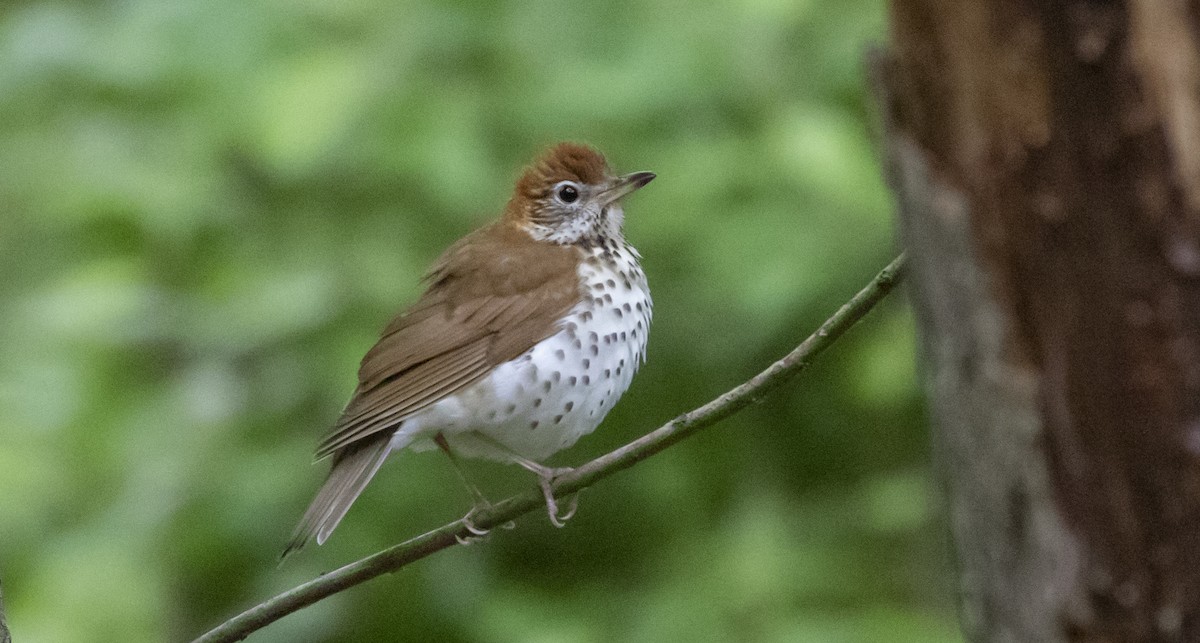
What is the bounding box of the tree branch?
[194,253,908,643]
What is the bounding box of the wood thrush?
[284,143,654,555]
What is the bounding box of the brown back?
[315,221,581,458]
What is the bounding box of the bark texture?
[875,1,1200,641]
[1,579,10,643]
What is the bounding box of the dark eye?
[557,184,579,203]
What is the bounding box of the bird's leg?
[469,432,579,528]
[434,433,494,540]
[510,458,579,528]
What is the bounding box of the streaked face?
[524,172,655,246]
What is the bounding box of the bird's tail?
[281,436,392,559]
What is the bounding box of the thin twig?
[194,253,908,643]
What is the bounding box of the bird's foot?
[487,439,581,528]
[532,467,579,528]
[456,504,494,545]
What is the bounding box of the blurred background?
[0,0,959,641]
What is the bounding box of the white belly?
[394,246,651,462]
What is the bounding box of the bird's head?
[505,142,655,246]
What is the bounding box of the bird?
[283,142,655,556]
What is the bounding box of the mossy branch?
[194,253,908,643]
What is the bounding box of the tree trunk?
[0,579,10,643]
[874,1,1200,641]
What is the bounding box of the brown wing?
[314,222,581,459]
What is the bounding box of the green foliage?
[0,0,958,641]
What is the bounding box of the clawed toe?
[464,519,490,536]
[559,493,579,522]
[536,474,580,528]
[457,506,493,544]
[456,532,486,546]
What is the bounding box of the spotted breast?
[398,241,651,461]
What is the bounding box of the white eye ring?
[553,181,581,204]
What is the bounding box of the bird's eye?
[556,183,580,204]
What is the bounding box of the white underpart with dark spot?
[393,242,651,463]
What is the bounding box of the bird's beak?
[598,171,656,205]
